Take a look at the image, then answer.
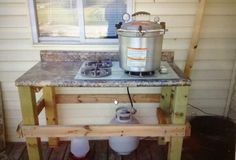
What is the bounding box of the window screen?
[83,0,127,39]
[30,0,132,43]
[36,0,80,37]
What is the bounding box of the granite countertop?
[15,51,191,87]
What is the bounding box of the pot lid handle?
[132,11,151,17]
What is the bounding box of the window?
[29,0,133,44]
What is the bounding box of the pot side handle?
[132,11,151,17]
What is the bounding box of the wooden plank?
[8,142,26,160]
[86,140,96,160]
[157,108,171,143]
[122,150,136,160]
[184,0,207,77]
[136,140,152,160]
[94,140,108,160]
[63,142,70,160]
[18,86,43,160]
[168,86,189,160]
[0,83,6,151]
[148,140,167,160]
[43,87,59,147]
[0,142,13,160]
[159,87,172,145]
[5,142,14,155]
[21,148,29,160]
[160,87,172,113]
[170,87,189,124]
[49,142,68,160]
[56,94,160,103]
[55,87,161,95]
[22,124,186,138]
[168,137,183,160]
[156,108,170,125]
[185,122,191,137]
[41,142,53,160]
[108,143,122,160]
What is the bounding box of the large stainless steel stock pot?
[116,11,167,72]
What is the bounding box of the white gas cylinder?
[109,107,139,155]
[70,138,90,158]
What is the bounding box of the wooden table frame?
[18,85,189,160]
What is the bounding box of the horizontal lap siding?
[0,0,235,141]
[137,0,236,118]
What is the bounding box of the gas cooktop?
[74,61,179,80]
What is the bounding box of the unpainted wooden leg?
[160,87,172,113]
[168,86,189,160]
[18,86,43,160]
[43,87,59,147]
[158,87,172,145]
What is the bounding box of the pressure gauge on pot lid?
[122,13,130,22]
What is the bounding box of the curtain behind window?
[83,0,127,39]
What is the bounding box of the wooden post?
[160,87,172,113]
[18,86,43,160]
[159,87,172,144]
[184,0,207,77]
[43,87,59,147]
[168,86,189,160]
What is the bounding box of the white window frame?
[28,0,133,44]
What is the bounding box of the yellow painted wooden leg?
[43,87,59,147]
[158,86,172,145]
[18,86,43,160]
[168,86,189,160]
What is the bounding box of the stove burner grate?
[80,60,113,78]
[85,60,112,68]
[125,71,155,77]
[81,67,111,78]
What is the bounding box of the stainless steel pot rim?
[117,28,166,33]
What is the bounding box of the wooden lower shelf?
[21,124,187,138]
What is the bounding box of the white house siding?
[0,0,235,141]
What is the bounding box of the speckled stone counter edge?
[15,51,191,87]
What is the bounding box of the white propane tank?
[70,138,90,158]
[109,106,139,155]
